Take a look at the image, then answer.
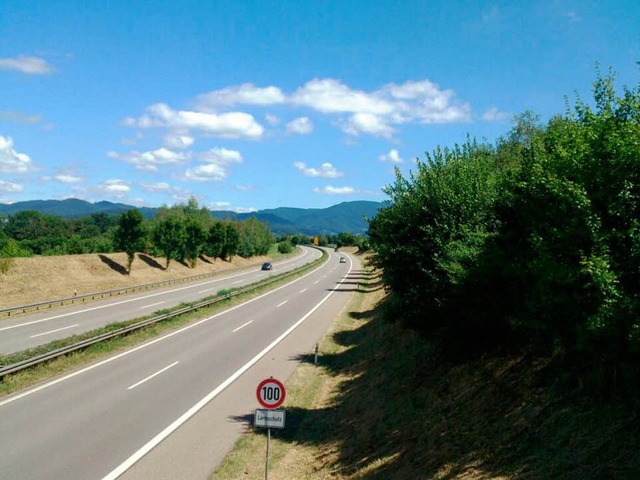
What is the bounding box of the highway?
[0,248,361,480]
[0,246,322,355]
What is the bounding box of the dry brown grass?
[0,252,269,309]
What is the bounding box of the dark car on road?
[261,262,273,270]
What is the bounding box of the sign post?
[255,378,286,480]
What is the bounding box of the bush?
[277,241,293,254]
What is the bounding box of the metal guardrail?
[0,249,326,379]
[0,260,269,319]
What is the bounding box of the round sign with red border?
[256,378,286,409]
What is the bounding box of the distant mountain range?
[0,199,384,236]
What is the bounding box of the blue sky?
[1,1,638,212]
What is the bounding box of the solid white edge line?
[127,361,180,390]
[232,320,253,333]
[101,257,350,480]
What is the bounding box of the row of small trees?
[369,70,640,392]
[115,199,272,273]
[0,199,274,274]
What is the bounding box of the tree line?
[0,197,369,275]
[368,69,640,394]
[0,198,273,273]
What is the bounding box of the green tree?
[237,217,272,257]
[206,221,227,260]
[183,219,207,267]
[278,241,293,254]
[222,222,240,260]
[369,139,500,340]
[152,217,186,268]
[114,209,146,274]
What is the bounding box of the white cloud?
[138,181,194,202]
[178,147,243,183]
[233,206,258,213]
[198,147,243,164]
[0,136,37,174]
[194,84,285,112]
[208,201,256,213]
[0,55,53,74]
[294,161,343,178]
[313,185,356,195]
[125,103,264,139]
[235,184,256,191]
[139,182,172,193]
[209,201,232,209]
[340,113,395,138]
[0,111,42,124]
[291,78,394,114]
[379,149,403,164]
[120,77,469,144]
[286,116,313,135]
[482,106,511,122]
[163,134,194,149]
[382,80,471,124]
[90,179,131,200]
[183,163,227,182]
[0,180,23,193]
[53,173,83,183]
[108,147,189,172]
[291,78,470,137]
[265,114,280,126]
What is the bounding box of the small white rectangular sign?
[254,408,286,429]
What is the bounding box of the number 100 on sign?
[257,378,286,409]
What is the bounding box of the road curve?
[0,248,362,480]
[0,246,321,355]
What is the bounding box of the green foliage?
[277,241,293,254]
[237,217,272,258]
[369,138,500,340]
[222,222,240,260]
[113,209,147,273]
[206,221,226,260]
[183,219,207,268]
[369,68,640,392]
[152,217,186,268]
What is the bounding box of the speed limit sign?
[257,378,286,409]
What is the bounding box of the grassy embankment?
[211,262,640,479]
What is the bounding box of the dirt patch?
[0,252,269,309]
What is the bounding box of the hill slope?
[0,199,383,235]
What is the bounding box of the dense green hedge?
[369,70,640,393]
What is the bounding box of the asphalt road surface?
[0,248,362,480]
[0,246,322,355]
